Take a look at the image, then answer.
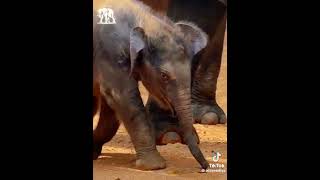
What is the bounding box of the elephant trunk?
[173,87,209,169]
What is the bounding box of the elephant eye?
[160,72,170,82]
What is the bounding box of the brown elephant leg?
[93,95,120,160]
[93,63,120,159]
[192,11,227,125]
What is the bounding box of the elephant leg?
[146,96,199,145]
[102,82,165,170]
[192,11,227,125]
[93,95,120,160]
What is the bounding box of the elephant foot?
[192,102,227,125]
[136,151,166,170]
[146,97,200,146]
[158,130,200,145]
[93,143,103,160]
[154,120,200,145]
[159,131,181,145]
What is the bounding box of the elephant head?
[129,22,209,169]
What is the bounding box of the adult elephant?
[139,0,227,145]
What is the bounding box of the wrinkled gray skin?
[140,0,227,145]
[93,4,209,170]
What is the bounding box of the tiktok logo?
[212,151,222,162]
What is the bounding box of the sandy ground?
[93,30,227,180]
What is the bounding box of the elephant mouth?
[158,93,176,117]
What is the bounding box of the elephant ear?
[129,27,146,76]
[176,22,208,55]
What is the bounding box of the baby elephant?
[93,0,209,170]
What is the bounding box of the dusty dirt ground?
[94,31,227,180]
